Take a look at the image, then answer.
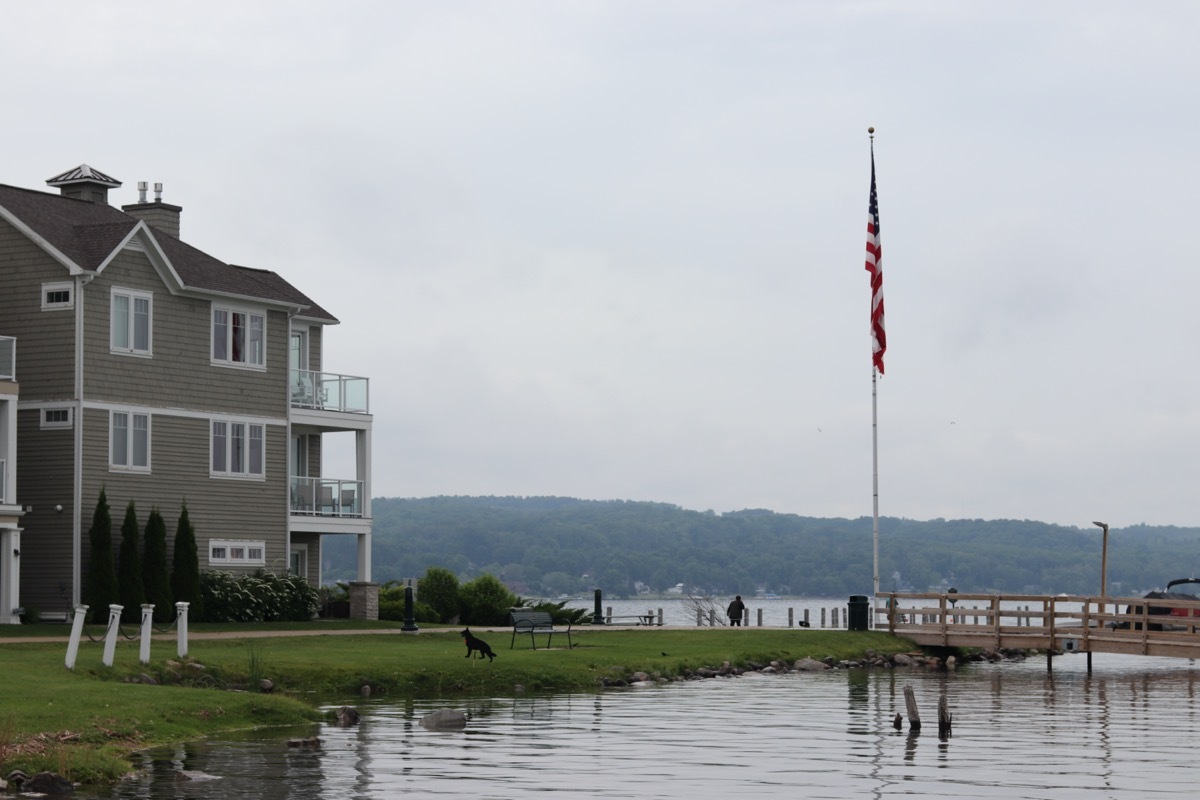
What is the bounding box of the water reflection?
[92,655,1200,799]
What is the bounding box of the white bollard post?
[139,604,155,665]
[102,604,124,667]
[175,601,190,659]
[65,604,89,670]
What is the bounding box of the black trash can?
[848,595,870,631]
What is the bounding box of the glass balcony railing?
[290,369,368,413]
[289,476,364,518]
[0,336,14,381]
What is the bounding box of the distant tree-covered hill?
[321,496,1200,598]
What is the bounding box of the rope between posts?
[82,610,181,643]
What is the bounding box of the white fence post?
[102,604,123,667]
[139,604,155,665]
[175,601,190,659]
[65,604,89,670]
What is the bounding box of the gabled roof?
[0,182,338,323]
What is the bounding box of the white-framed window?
[209,539,266,566]
[42,282,74,310]
[211,306,266,368]
[110,410,150,471]
[211,419,265,478]
[111,287,153,355]
[40,407,73,429]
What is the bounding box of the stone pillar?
[348,581,379,621]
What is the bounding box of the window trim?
[210,418,266,479]
[42,281,74,311]
[110,287,153,356]
[211,304,267,370]
[110,410,151,472]
[40,406,73,429]
[208,539,267,567]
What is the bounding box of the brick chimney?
[122,181,182,239]
[46,164,121,205]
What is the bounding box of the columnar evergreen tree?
[117,501,146,623]
[171,501,203,620]
[142,506,172,622]
[85,488,119,624]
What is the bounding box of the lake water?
[570,595,868,627]
[90,649,1200,799]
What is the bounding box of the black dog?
[461,628,496,662]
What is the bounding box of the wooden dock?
[878,591,1200,660]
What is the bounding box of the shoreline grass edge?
[0,626,918,785]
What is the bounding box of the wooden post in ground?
[904,685,921,730]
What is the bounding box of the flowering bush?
[198,570,319,622]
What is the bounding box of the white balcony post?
[65,604,89,670]
[176,601,189,658]
[102,604,123,667]
[139,604,155,665]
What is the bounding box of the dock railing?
[879,591,1200,658]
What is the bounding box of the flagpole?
[872,366,880,601]
[865,125,884,605]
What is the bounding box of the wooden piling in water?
[938,693,952,737]
[904,686,921,730]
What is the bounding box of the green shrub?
[117,501,145,623]
[197,570,319,623]
[417,567,460,623]
[170,502,203,620]
[142,507,172,622]
[84,489,118,625]
[458,573,518,626]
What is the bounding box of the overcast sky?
[4,2,1198,528]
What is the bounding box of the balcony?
[290,476,364,518]
[291,369,368,414]
[0,336,13,381]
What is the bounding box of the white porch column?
[0,528,19,624]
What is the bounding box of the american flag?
[865,148,885,374]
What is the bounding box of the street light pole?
[1093,521,1109,596]
[1089,520,1110,676]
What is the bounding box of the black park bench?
[509,609,573,650]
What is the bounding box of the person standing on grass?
[727,595,745,627]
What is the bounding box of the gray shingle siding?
[80,249,290,416]
[0,218,77,401]
[15,411,75,615]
